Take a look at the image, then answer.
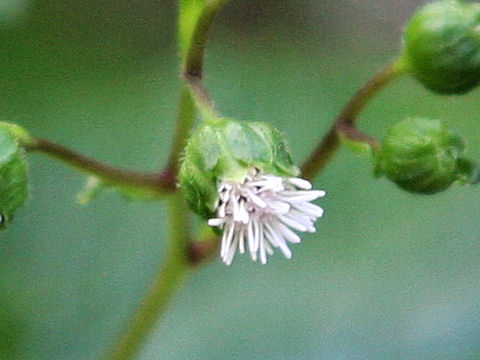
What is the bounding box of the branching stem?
[102,2,229,360]
[25,138,176,193]
[301,58,407,180]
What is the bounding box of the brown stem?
[187,236,219,266]
[26,138,176,192]
[183,71,217,117]
[337,120,381,149]
[301,59,405,180]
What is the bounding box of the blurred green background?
[1,0,480,359]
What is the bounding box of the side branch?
[301,58,405,180]
[337,120,380,147]
[25,138,177,192]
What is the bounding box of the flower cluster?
[208,168,325,265]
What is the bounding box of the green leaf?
[0,124,28,228]
[225,121,272,166]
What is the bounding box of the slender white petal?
[222,223,235,257]
[287,177,312,190]
[208,218,223,226]
[252,219,260,252]
[288,209,316,229]
[238,200,250,224]
[247,221,255,253]
[259,227,267,264]
[278,214,308,232]
[264,222,291,259]
[244,188,267,208]
[276,221,301,244]
[238,228,245,254]
[279,190,326,202]
[293,202,325,218]
[266,200,290,214]
[264,240,274,256]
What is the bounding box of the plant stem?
[182,0,228,120]
[184,72,218,120]
[25,138,176,193]
[102,2,230,358]
[301,58,406,180]
[183,0,229,78]
[105,192,190,360]
[166,85,196,176]
[186,225,220,265]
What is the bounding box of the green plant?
[2,1,480,359]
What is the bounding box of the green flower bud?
[404,0,480,94]
[374,117,473,194]
[0,122,29,228]
[179,118,298,218]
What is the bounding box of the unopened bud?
[404,0,480,94]
[374,117,473,194]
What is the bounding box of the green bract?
[404,0,480,94]
[179,118,298,218]
[374,117,473,194]
[0,123,29,228]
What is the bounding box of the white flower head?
[208,168,325,265]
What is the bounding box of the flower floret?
[207,169,325,265]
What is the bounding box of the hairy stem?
[301,58,406,180]
[105,192,190,360]
[183,72,218,120]
[25,138,176,192]
[166,85,196,176]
